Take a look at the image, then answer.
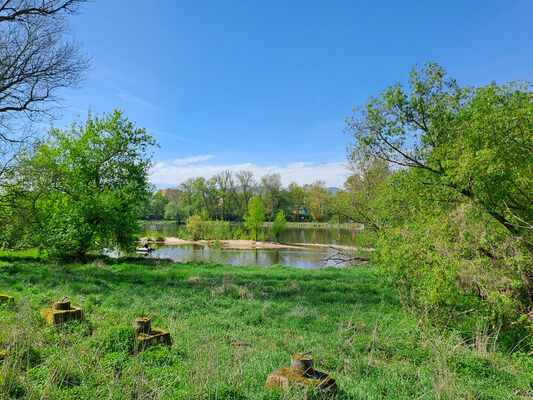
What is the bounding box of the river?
[140,223,359,269]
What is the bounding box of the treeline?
[343,63,532,349]
[141,173,342,223]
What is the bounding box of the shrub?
[185,215,203,241]
[243,196,265,241]
[271,210,287,241]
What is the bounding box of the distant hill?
[327,187,341,194]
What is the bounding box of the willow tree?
[346,63,533,334]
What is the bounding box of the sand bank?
[140,237,303,250]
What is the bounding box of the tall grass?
[0,257,531,398]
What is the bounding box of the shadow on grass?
[0,256,400,313]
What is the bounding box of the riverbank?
[140,236,361,251]
[0,256,530,398]
[141,237,301,249]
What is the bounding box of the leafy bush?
[185,215,203,241]
[271,210,287,240]
[243,195,266,241]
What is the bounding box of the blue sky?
[56,0,533,187]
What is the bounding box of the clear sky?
[55,0,533,188]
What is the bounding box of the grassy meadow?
[0,253,531,399]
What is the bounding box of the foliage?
[333,158,391,232]
[345,62,533,338]
[308,181,330,222]
[261,173,282,215]
[4,110,154,259]
[271,210,287,240]
[346,62,532,250]
[143,190,169,220]
[141,171,342,223]
[287,182,308,215]
[164,201,186,223]
[185,215,203,241]
[243,195,266,240]
[198,208,210,221]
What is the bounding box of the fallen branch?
[321,247,370,267]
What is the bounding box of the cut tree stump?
[0,294,14,305]
[40,300,84,325]
[265,354,337,393]
[133,317,152,334]
[133,317,171,350]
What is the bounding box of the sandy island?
[139,237,363,251]
[140,237,303,249]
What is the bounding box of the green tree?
[243,195,266,241]
[347,62,532,251]
[308,181,330,222]
[346,62,533,336]
[287,182,308,217]
[213,170,240,220]
[236,170,255,215]
[193,177,218,219]
[10,110,154,259]
[164,201,186,223]
[334,159,391,230]
[150,191,169,219]
[260,173,282,216]
[271,210,287,241]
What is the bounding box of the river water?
[140,223,359,269]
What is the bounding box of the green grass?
[0,256,531,399]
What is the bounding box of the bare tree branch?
[321,247,370,268]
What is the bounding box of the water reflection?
[144,244,340,269]
[139,223,357,268]
[142,223,357,246]
[276,226,355,246]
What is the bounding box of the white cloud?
[150,157,349,187]
[170,155,214,165]
[117,92,158,111]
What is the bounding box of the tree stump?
[40,300,83,325]
[132,317,171,351]
[0,294,14,305]
[265,354,337,392]
[291,354,314,377]
[133,317,152,334]
[53,300,71,310]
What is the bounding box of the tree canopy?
[4,110,155,258]
[345,63,533,338]
[346,62,533,250]
[243,195,266,241]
